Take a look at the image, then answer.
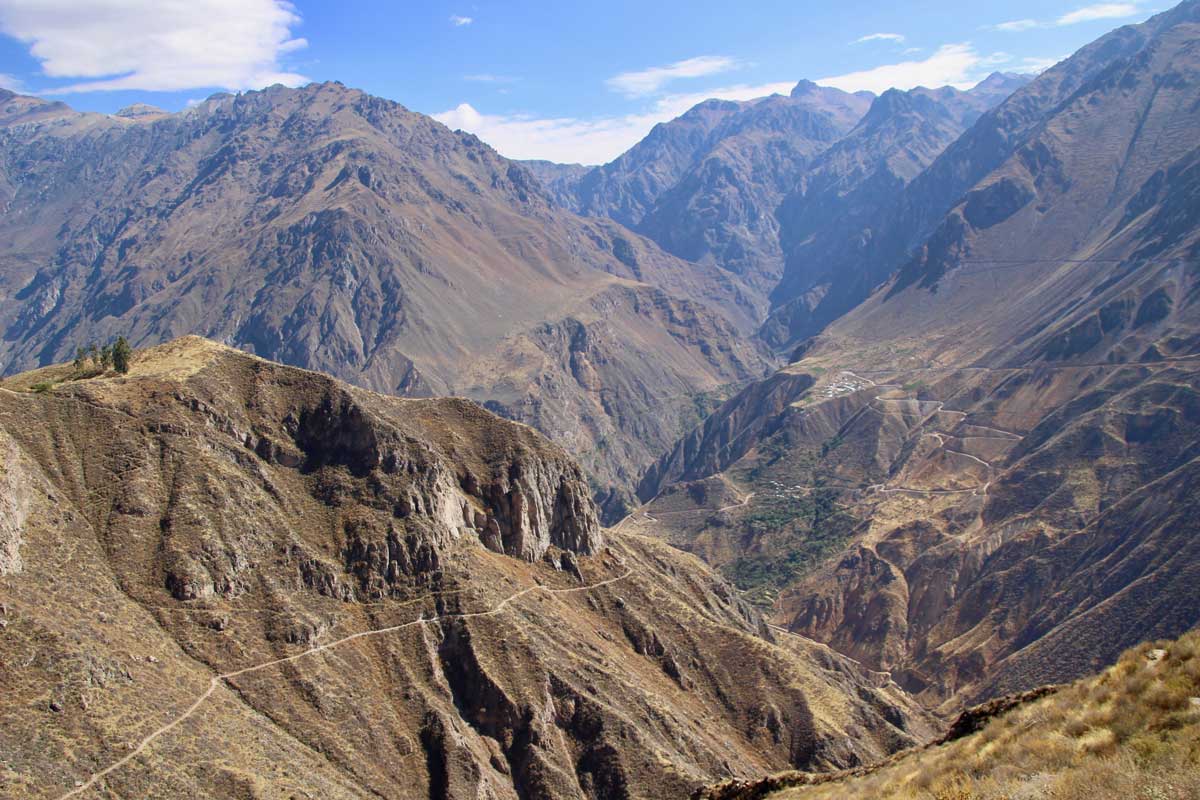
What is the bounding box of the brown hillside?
[0,338,930,799]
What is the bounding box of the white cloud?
[1057,3,1140,25]
[449,14,473,26]
[991,18,1040,31]
[0,0,307,93]
[435,79,793,164]
[818,43,987,94]
[605,55,740,98]
[853,32,905,44]
[0,72,23,91]
[464,73,515,83]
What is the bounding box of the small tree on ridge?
[112,336,132,374]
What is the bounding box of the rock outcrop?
[0,431,30,576]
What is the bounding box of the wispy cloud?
[1057,3,1140,25]
[605,55,740,98]
[449,14,473,26]
[436,79,792,164]
[1020,55,1067,72]
[990,19,1040,32]
[853,32,905,44]
[818,43,998,94]
[464,73,515,83]
[438,38,1031,163]
[0,72,24,91]
[0,0,307,93]
[989,3,1143,32]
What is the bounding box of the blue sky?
[0,1,1166,163]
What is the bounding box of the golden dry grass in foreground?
[699,629,1200,800]
[777,631,1200,799]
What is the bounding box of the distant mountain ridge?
[528,73,1029,318]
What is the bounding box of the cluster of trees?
[73,336,133,375]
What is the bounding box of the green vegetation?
[902,379,929,393]
[24,336,135,394]
[112,336,132,374]
[722,485,857,607]
[685,390,724,429]
[820,434,844,457]
[71,336,134,378]
[722,431,862,605]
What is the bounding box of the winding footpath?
[55,566,634,799]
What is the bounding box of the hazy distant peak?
[969,71,1033,98]
[114,103,167,120]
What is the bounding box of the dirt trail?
[55,567,634,799]
[714,491,756,513]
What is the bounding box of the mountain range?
[1,1,1199,798]
[0,82,768,520]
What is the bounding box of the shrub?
[112,336,132,374]
[1076,727,1117,757]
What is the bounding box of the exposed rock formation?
[0,431,30,575]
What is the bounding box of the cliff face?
[0,338,931,799]
[0,430,31,575]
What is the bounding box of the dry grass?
[745,630,1200,800]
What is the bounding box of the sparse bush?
[1144,681,1189,712]
[30,381,54,394]
[1063,716,1091,737]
